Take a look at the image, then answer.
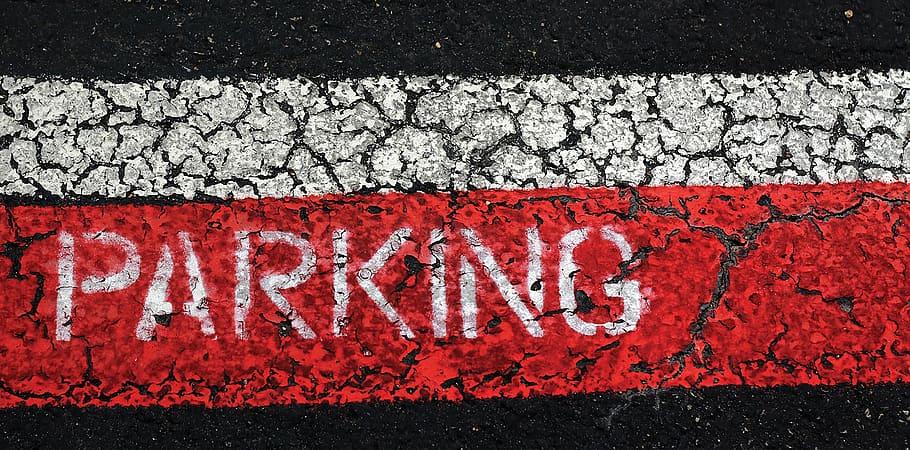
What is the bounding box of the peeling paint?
[0,183,909,406]
[3,72,910,202]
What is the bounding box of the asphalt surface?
[3,1,910,448]
[1,1,909,79]
[2,385,909,448]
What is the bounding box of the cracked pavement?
[2,70,910,200]
[2,182,910,406]
[5,0,910,446]
[2,70,910,409]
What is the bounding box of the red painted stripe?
[1,182,909,407]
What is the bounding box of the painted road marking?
[2,182,910,406]
[3,71,910,200]
[4,70,910,408]
[5,2,910,446]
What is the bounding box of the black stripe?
[1,385,908,449]
[2,1,909,79]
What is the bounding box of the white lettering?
[430,229,446,338]
[234,232,252,339]
[56,232,75,341]
[80,232,140,293]
[459,256,478,338]
[334,228,415,338]
[332,229,350,336]
[135,246,175,341]
[135,234,218,340]
[179,232,216,336]
[256,231,317,339]
[460,228,544,337]
[559,227,642,336]
[527,228,544,312]
[57,231,141,341]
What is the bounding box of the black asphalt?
[4,0,910,448]
[1,0,909,79]
[2,385,909,449]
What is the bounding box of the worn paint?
[1,182,910,406]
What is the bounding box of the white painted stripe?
[2,71,910,198]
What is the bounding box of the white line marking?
[4,71,910,199]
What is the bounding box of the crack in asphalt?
[1,71,910,409]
